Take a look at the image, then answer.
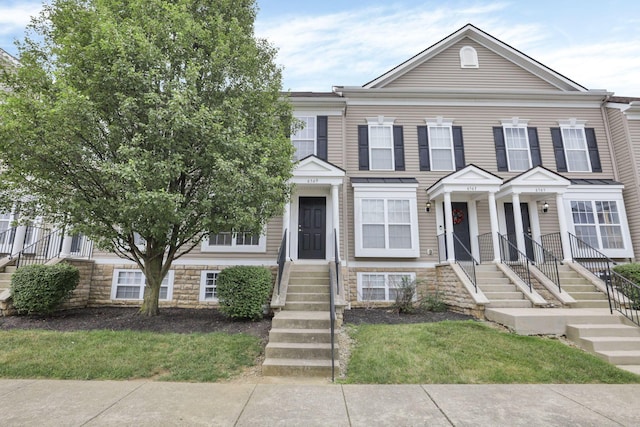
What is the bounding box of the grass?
[0,330,261,382]
[342,320,640,384]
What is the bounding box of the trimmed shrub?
[216,266,272,321]
[613,263,640,309]
[394,277,417,314]
[11,263,80,315]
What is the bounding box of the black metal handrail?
[15,227,64,269]
[276,229,287,296]
[523,234,562,293]
[0,227,17,255]
[329,228,339,382]
[568,232,640,325]
[498,233,532,292]
[541,232,564,260]
[477,232,494,263]
[452,233,478,293]
[68,233,94,259]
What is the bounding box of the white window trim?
[426,119,455,171]
[199,270,220,302]
[291,115,317,161]
[110,269,174,301]
[357,272,417,302]
[353,183,420,258]
[366,116,395,171]
[201,230,267,253]
[558,119,591,172]
[500,119,531,171]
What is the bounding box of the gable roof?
[364,24,587,92]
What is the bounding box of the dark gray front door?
[504,202,534,260]
[444,202,471,261]
[298,197,326,259]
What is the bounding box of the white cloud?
[0,2,42,34]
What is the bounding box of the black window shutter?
[417,126,430,171]
[316,116,328,161]
[493,127,508,171]
[527,127,542,167]
[452,126,465,170]
[393,125,405,171]
[550,128,567,172]
[585,128,602,172]
[358,125,369,170]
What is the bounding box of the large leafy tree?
[0,0,294,315]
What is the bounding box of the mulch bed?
[0,306,474,340]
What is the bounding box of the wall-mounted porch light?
[425,200,432,213]
[542,201,549,213]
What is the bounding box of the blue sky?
[2,1,640,96]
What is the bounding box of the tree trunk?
[139,253,165,316]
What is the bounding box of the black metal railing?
[329,229,340,382]
[453,233,478,293]
[523,234,562,292]
[15,227,64,268]
[568,232,640,325]
[276,229,287,296]
[477,232,494,263]
[68,234,93,259]
[498,233,532,292]
[0,227,16,255]
[541,232,564,260]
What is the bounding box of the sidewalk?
[1,379,639,426]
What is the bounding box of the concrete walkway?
[1,380,640,426]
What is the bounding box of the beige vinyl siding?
[327,115,345,168]
[385,39,561,91]
[607,107,640,257]
[344,105,614,181]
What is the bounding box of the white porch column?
[468,199,479,261]
[59,234,74,258]
[529,202,541,263]
[283,201,291,260]
[444,192,455,262]
[511,193,526,256]
[10,225,27,256]
[488,191,501,262]
[331,184,340,260]
[556,193,572,262]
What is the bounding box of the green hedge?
[216,266,272,321]
[11,263,80,315]
[613,263,640,308]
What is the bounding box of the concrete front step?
[596,350,640,365]
[566,324,640,339]
[572,300,611,309]
[483,292,525,300]
[286,292,330,302]
[271,311,331,330]
[570,292,608,301]
[476,277,512,285]
[288,284,329,294]
[265,342,335,360]
[562,284,600,292]
[575,337,640,352]
[262,358,335,377]
[288,277,330,285]
[479,284,518,293]
[268,328,332,343]
[485,308,622,335]
[486,300,532,308]
[284,302,330,311]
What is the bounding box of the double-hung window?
[561,127,590,172]
[199,271,219,302]
[503,125,531,171]
[369,124,394,170]
[111,269,174,301]
[202,230,266,253]
[353,180,419,257]
[428,125,455,171]
[291,116,316,161]
[571,200,624,250]
[357,272,416,302]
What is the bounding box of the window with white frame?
[503,125,531,171]
[357,272,416,301]
[291,116,316,161]
[111,269,174,301]
[353,183,420,257]
[561,126,590,172]
[368,123,394,170]
[199,271,219,302]
[428,125,455,171]
[202,230,266,253]
[571,200,624,249]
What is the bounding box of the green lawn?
[0,330,261,382]
[342,320,640,384]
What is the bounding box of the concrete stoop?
[262,265,338,377]
[486,307,640,372]
[556,265,609,309]
[476,264,532,308]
